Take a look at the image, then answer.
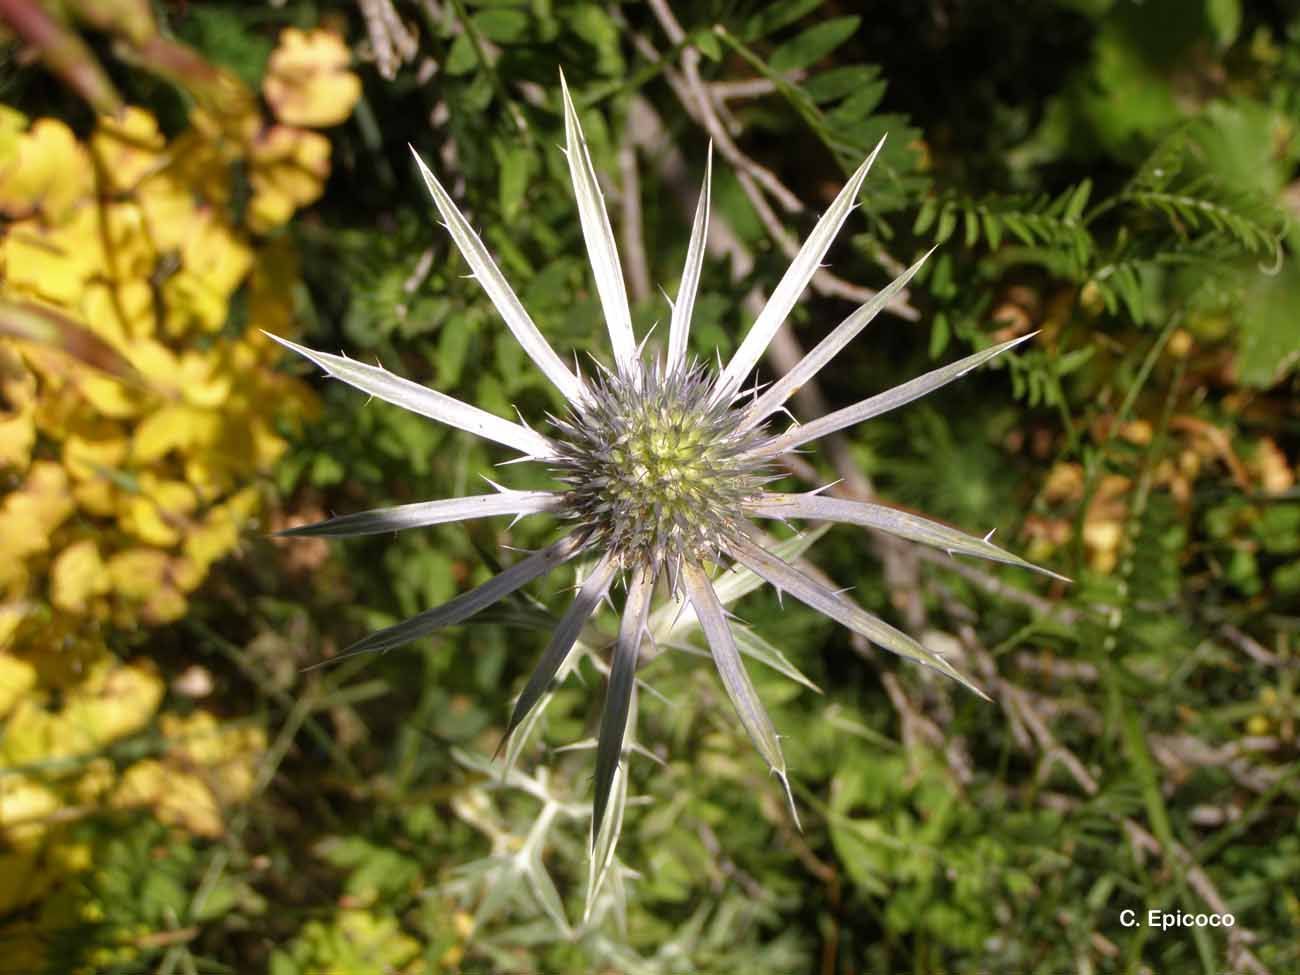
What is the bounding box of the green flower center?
[549,364,768,573]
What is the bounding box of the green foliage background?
[4,0,1300,972]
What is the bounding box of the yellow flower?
[103,547,170,602]
[164,209,253,334]
[0,24,364,930]
[0,777,75,916]
[131,404,220,466]
[101,548,191,624]
[161,710,265,805]
[0,655,163,767]
[0,117,93,224]
[263,28,362,128]
[0,653,37,718]
[81,278,156,342]
[0,461,74,593]
[0,341,37,470]
[62,417,130,482]
[1,208,103,306]
[112,760,224,837]
[0,775,60,850]
[50,540,111,614]
[176,350,235,408]
[135,169,202,253]
[117,474,198,548]
[185,487,259,575]
[112,711,266,837]
[248,125,332,233]
[89,107,166,194]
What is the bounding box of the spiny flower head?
[270,70,1061,863]
[550,358,771,577]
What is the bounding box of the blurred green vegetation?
[2,1,1299,973]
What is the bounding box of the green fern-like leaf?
[913,184,1095,275]
[1114,127,1285,260]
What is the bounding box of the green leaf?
[1074,22,1181,158]
[494,140,537,221]
[1191,99,1292,198]
[436,311,475,386]
[565,5,625,75]
[445,33,477,75]
[473,9,530,44]
[1204,0,1241,47]
[175,6,274,87]
[694,27,722,61]
[823,81,887,125]
[802,65,880,103]
[741,0,825,41]
[1237,263,1300,387]
[1055,345,1096,377]
[981,208,1003,248]
[929,312,950,358]
[913,197,937,235]
[318,837,422,906]
[1066,179,1092,220]
[770,16,861,74]
[936,206,957,244]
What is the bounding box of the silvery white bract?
[270,71,1059,863]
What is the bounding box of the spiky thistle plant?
[270,73,1060,852]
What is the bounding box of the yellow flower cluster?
[0,656,272,914]
[0,47,358,638]
[0,25,360,927]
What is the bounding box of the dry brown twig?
[629,8,917,315]
[618,133,653,305]
[1219,623,1289,668]
[645,0,803,213]
[710,74,805,101]
[357,0,418,80]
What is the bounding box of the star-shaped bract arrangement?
[270,71,1061,856]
